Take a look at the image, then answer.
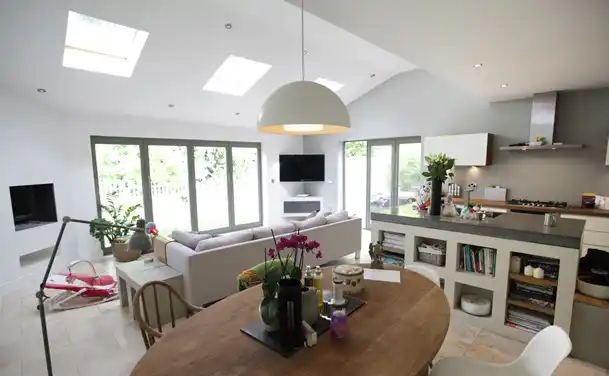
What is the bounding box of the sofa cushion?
[195,229,254,252]
[271,223,296,236]
[292,212,327,230]
[251,226,272,240]
[326,210,349,224]
[170,230,212,250]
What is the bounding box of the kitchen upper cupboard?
[423,133,493,166]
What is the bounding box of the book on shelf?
[509,292,555,309]
[506,306,552,333]
[514,282,555,296]
[460,244,496,276]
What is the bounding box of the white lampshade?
[258,81,350,135]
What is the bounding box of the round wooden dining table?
[130,265,450,376]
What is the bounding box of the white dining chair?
[430,325,572,376]
[405,264,441,286]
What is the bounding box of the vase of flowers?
[259,230,322,336]
[422,153,455,216]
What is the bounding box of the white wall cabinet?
[423,133,493,166]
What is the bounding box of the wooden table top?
[130,266,450,376]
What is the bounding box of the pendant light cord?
[301,0,305,81]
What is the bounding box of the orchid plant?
[264,230,322,283]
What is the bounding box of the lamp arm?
[37,216,146,376]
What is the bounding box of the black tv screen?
[279,154,325,182]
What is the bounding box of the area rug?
[383,251,405,267]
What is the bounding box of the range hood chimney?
[500,92,583,151]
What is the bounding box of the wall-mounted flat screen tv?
[279,154,325,182]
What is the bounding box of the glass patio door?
[367,142,396,227]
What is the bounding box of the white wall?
[0,88,302,285]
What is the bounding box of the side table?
[115,258,185,328]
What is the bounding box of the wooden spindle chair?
[132,280,203,349]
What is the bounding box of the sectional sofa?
[153,211,362,306]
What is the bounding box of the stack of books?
[506,307,552,333]
[509,282,555,309]
[459,244,496,276]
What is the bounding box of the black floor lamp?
[36,216,151,376]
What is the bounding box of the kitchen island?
[371,209,584,342]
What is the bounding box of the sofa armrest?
[153,235,174,263]
[165,242,197,302]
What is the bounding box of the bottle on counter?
[303,265,314,287]
[313,266,323,308]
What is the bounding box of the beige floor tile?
[463,343,515,364]
[0,361,20,376]
[473,328,526,358]
[445,320,482,346]
[555,357,609,376]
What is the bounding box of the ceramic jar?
[332,265,365,294]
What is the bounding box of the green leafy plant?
[422,153,455,183]
[89,191,141,244]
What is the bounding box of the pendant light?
[257,0,350,134]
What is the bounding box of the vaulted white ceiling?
[300,0,609,102]
[0,0,415,127]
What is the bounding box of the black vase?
[277,278,303,349]
[430,178,442,216]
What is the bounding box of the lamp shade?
[258,81,350,135]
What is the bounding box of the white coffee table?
[115,258,185,328]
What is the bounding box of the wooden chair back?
[133,280,203,349]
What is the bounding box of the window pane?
[149,145,191,231]
[94,144,144,249]
[232,147,260,225]
[398,143,422,216]
[369,144,394,223]
[344,141,367,227]
[194,147,229,230]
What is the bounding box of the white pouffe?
[460,294,492,316]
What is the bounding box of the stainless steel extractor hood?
[499,92,583,151]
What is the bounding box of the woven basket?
[111,241,141,262]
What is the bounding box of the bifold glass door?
[92,137,262,253]
[343,137,422,228]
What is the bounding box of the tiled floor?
[0,231,607,376]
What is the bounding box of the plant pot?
[259,283,280,332]
[430,178,442,216]
[301,287,319,326]
[277,278,303,348]
[111,241,141,262]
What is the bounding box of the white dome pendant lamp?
[257,0,350,135]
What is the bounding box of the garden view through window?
[92,137,262,251]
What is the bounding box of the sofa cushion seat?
[171,230,212,250]
[292,212,327,230]
[326,210,349,224]
[195,229,253,252]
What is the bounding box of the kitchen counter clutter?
[370,209,582,343]
[451,197,609,217]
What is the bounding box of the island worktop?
[371,210,584,249]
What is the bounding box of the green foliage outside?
[89,191,141,244]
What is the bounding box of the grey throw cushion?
[170,230,212,250]
[292,212,327,230]
[326,210,349,224]
[251,226,272,240]
[195,229,254,252]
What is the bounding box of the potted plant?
[89,191,142,262]
[422,153,455,215]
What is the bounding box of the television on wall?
[279,154,325,182]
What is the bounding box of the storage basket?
[417,245,446,266]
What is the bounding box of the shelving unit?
[370,219,580,342]
[414,236,446,267]
[458,243,497,277]
[379,231,405,254]
[574,292,609,309]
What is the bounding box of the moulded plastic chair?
[430,325,572,376]
[405,264,441,286]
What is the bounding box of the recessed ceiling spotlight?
[500,83,509,88]
[168,104,175,108]
[235,112,240,116]
[473,63,483,68]
[37,88,46,93]
[225,23,232,29]
[370,73,376,78]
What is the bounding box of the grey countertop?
[371,209,585,249]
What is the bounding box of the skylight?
[203,55,272,96]
[314,77,344,92]
[62,11,149,77]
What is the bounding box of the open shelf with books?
[505,252,559,334]
[457,243,496,277]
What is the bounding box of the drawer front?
[584,217,609,232]
[583,231,609,247]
